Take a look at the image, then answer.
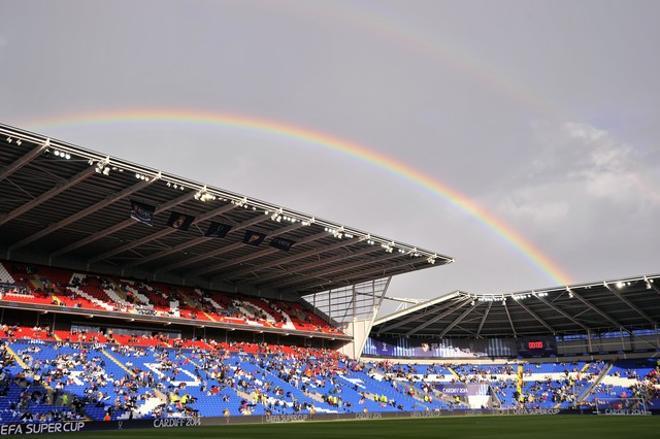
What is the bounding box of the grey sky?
[0,0,658,311]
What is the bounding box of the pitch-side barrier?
[0,407,657,436]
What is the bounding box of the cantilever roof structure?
[0,123,452,299]
[372,274,660,338]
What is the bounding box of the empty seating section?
[0,265,15,285]
[0,327,658,423]
[0,261,340,336]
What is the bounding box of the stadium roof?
[0,123,451,298]
[372,274,660,338]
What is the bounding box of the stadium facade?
[0,123,657,433]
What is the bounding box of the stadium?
[0,121,657,439]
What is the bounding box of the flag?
[205,222,233,238]
[270,237,295,251]
[243,230,266,246]
[130,201,155,226]
[167,212,195,231]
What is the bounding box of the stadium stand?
[0,124,657,431]
[0,326,657,422]
[0,261,341,335]
[585,359,660,411]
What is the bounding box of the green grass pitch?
[24,415,659,439]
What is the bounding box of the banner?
[0,418,201,436]
[270,237,295,251]
[129,201,155,226]
[0,421,87,436]
[0,408,654,435]
[205,222,232,238]
[243,231,266,246]
[365,335,561,359]
[436,384,468,395]
[363,336,517,358]
[167,212,195,231]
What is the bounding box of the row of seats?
[0,326,422,421]
[585,358,660,410]
[367,359,659,411]
[0,261,341,335]
[0,326,657,423]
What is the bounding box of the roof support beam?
[355,277,392,360]
[91,228,175,264]
[171,224,302,272]
[536,296,590,332]
[513,300,556,334]
[0,166,96,228]
[604,282,655,324]
[476,301,493,338]
[452,325,478,336]
[90,203,236,264]
[267,251,400,289]
[200,247,280,272]
[572,308,592,319]
[648,279,660,296]
[228,236,362,280]
[249,239,375,285]
[570,289,628,331]
[438,303,479,338]
[9,177,152,251]
[174,223,307,275]
[183,241,255,274]
[376,298,464,334]
[0,142,48,183]
[127,210,266,268]
[290,256,428,293]
[254,246,377,287]
[51,191,196,257]
[404,298,472,337]
[379,296,420,305]
[502,300,517,338]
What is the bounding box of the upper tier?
[0,260,345,339]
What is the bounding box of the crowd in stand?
[0,343,87,423]
[0,257,658,426]
[361,359,660,411]
[641,366,660,403]
[0,261,341,335]
[0,324,456,420]
[589,363,660,408]
[0,283,29,297]
[0,325,355,421]
[0,326,658,423]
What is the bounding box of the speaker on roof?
[167,212,195,231]
[129,200,155,226]
[205,222,233,238]
[270,237,295,252]
[243,230,266,246]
